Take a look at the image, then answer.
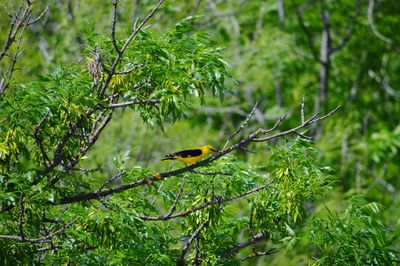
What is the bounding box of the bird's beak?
[210,148,218,152]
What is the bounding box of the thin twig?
[151,182,165,205]
[97,171,124,194]
[301,96,305,124]
[253,106,339,142]
[166,176,186,217]
[224,101,258,150]
[18,192,25,240]
[367,0,393,44]
[26,6,48,25]
[111,0,121,54]
[178,219,209,266]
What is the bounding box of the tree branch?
[367,0,393,45]
[223,101,258,149]
[178,219,209,266]
[18,192,25,240]
[222,232,269,255]
[111,0,121,54]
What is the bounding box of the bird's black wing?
[165,148,202,158]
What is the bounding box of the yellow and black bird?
[161,145,218,165]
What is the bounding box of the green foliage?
[308,197,400,265]
[84,17,228,126]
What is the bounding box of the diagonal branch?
[166,176,186,217]
[178,219,209,266]
[222,232,269,255]
[223,101,258,149]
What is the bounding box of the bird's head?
[203,145,218,153]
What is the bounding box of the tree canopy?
[0,0,399,265]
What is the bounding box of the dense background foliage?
[0,0,399,265]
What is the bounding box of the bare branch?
[0,2,47,62]
[26,6,48,25]
[253,106,339,142]
[367,0,393,45]
[111,0,121,54]
[223,101,258,150]
[151,182,165,205]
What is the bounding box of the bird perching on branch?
[162,145,218,165]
